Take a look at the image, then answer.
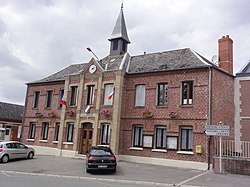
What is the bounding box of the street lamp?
[86,47,100,61]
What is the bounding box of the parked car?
[0,141,35,163]
[86,146,117,173]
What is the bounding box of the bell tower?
[109,4,130,56]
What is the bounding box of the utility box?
[196,145,202,154]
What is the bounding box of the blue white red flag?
[60,91,66,105]
[107,88,115,100]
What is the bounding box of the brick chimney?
[218,35,233,74]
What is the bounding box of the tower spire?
[109,3,130,56]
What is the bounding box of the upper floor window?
[155,126,167,149]
[66,123,74,142]
[101,123,110,145]
[70,86,78,106]
[86,85,95,105]
[133,125,143,147]
[33,91,40,109]
[180,126,193,151]
[135,85,145,107]
[157,83,168,106]
[45,90,53,108]
[59,89,66,108]
[181,81,193,105]
[41,122,49,140]
[29,123,36,139]
[104,84,114,105]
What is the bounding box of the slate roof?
[29,48,215,84]
[236,60,250,77]
[108,7,130,43]
[127,48,213,74]
[29,63,86,84]
[0,102,24,122]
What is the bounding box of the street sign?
[205,125,229,130]
[205,129,229,136]
[205,125,230,136]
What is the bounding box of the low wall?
[214,157,250,175]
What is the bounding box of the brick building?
[235,60,250,142]
[0,102,24,141]
[21,6,234,169]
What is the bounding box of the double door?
[80,124,93,154]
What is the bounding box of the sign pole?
[219,136,222,174]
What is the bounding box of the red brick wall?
[211,69,234,139]
[22,82,64,148]
[120,68,234,163]
[120,69,210,162]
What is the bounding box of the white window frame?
[104,84,114,105]
[101,123,110,145]
[180,126,193,151]
[29,123,36,139]
[133,125,143,147]
[155,126,167,149]
[135,85,145,107]
[41,122,49,140]
[86,85,95,105]
[66,123,74,142]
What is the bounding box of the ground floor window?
[155,126,166,149]
[41,122,49,140]
[29,123,36,139]
[101,123,110,145]
[180,126,193,151]
[66,123,74,142]
[133,125,143,147]
[54,123,60,141]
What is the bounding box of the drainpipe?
[207,67,212,170]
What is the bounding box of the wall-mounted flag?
[60,91,66,106]
[107,88,115,100]
[85,105,91,113]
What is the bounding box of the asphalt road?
[1,155,250,187]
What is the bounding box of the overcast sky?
[0,0,250,105]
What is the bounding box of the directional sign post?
[205,124,230,173]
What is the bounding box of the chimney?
[218,35,233,74]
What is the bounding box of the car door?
[15,143,28,158]
[5,143,17,159]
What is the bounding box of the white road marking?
[174,171,208,186]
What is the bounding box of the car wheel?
[112,168,116,173]
[1,154,9,163]
[28,152,34,159]
[86,168,90,173]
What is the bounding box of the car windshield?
[90,149,112,156]
[0,144,2,148]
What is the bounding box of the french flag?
[107,88,115,100]
[60,90,66,106]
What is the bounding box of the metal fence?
[214,140,250,158]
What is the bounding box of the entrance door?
[80,123,93,154]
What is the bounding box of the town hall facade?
[21,6,234,169]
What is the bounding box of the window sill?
[39,140,48,143]
[177,151,194,155]
[152,149,167,153]
[63,142,73,145]
[27,139,34,142]
[180,105,193,108]
[52,141,58,144]
[129,147,143,151]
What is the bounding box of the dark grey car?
[0,141,35,163]
[86,146,117,173]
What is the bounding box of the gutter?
[207,67,212,170]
